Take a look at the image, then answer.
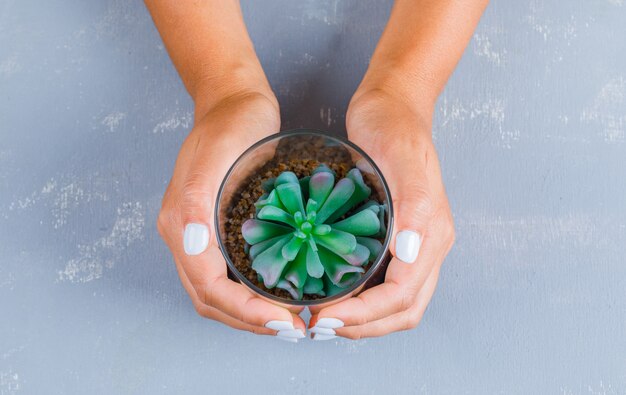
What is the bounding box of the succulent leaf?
[299,176,310,198]
[313,228,357,255]
[276,279,303,300]
[274,171,299,186]
[336,243,371,266]
[284,246,308,290]
[326,168,372,222]
[242,219,292,245]
[312,224,331,235]
[251,236,291,288]
[250,234,291,260]
[257,205,296,227]
[276,183,305,215]
[254,189,286,212]
[355,236,383,262]
[315,178,355,224]
[309,171,334,208]
[317,247,365,287]
[305,199,318,216]
[305,244,325,278]
[281,235,304,261]
[312,164,335,176]
[303,276,325,296]
[323,276,344,297]
[331,209,380,236]
[356,201,387,237]
[261,177,276,192]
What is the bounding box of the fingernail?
[313,333,337,341]
[396,230,421,263]
[265,320,294,331]
[277,329,305,339]
[276,336,298,343]
[309,327,336,335]
[315,318,344,329]
[183,223,209,255]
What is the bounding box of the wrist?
[356,61,439,117]
[192,59,278,122]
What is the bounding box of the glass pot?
[215,129,393,309]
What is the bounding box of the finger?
[310,230,442,328]
[162,214,297,331]
[195,302,306,342]
[173,254,307,340]
[179,119,274,256]
[180,247,298,330]
[313,265,440,341]
[310,214,452,328]
[194,303,275,335]
[388,164,436,264]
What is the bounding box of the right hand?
[157,91,307,341]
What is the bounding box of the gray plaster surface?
[1,1,625,394]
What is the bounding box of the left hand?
[309,88,456,339]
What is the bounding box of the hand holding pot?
[309,89,455,339]
[157,92,308,340]
[147,0,307,341]
[309,0,487,339]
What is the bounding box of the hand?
[157,91,307,341]
[309,88,455,339]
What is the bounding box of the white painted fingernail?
[313,333,337,341]
[315,318,344,329]
[276,336,298,343]
[183,223,209,255]
[309,327,335,335]
[265,320,294,331]
[396,230,421,263]
[277,329,305,339]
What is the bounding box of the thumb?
[388,168,435,264]
[180,127,279,256]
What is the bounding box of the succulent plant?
[241,164,387,300]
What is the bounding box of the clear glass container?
[215,129,393,307]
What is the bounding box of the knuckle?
[397,184,435,221]
[399,287,416,312]
[193,302,210,319]
[343,329,362,341]
[413,189,436,219]
[437,210,456,248]
[446,220,456,246]
[196,279,214,307]
[239,296,255,324]
[157,202,179,232]
[249,326,263,335]
[193,303,203,316]
[403,314,421,331]
[181,174,212,215]
[156,209,171,236]
[355,298,371,326]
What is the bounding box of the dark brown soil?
[223,134,381,300]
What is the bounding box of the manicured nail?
[265,320,294,331]
[315,318,344,329]
[277,329,306,339]
[313,333,337,341]
[183,223,209,255]
[276,336,298,343]
[396,230,421,263]
[309,327,336,335]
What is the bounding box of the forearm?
[144,0,275,118]
[358,0,489,113]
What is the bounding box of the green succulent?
[241,164,387,300]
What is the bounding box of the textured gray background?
[1,0,625,394]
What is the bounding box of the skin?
[146,0,488,339]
